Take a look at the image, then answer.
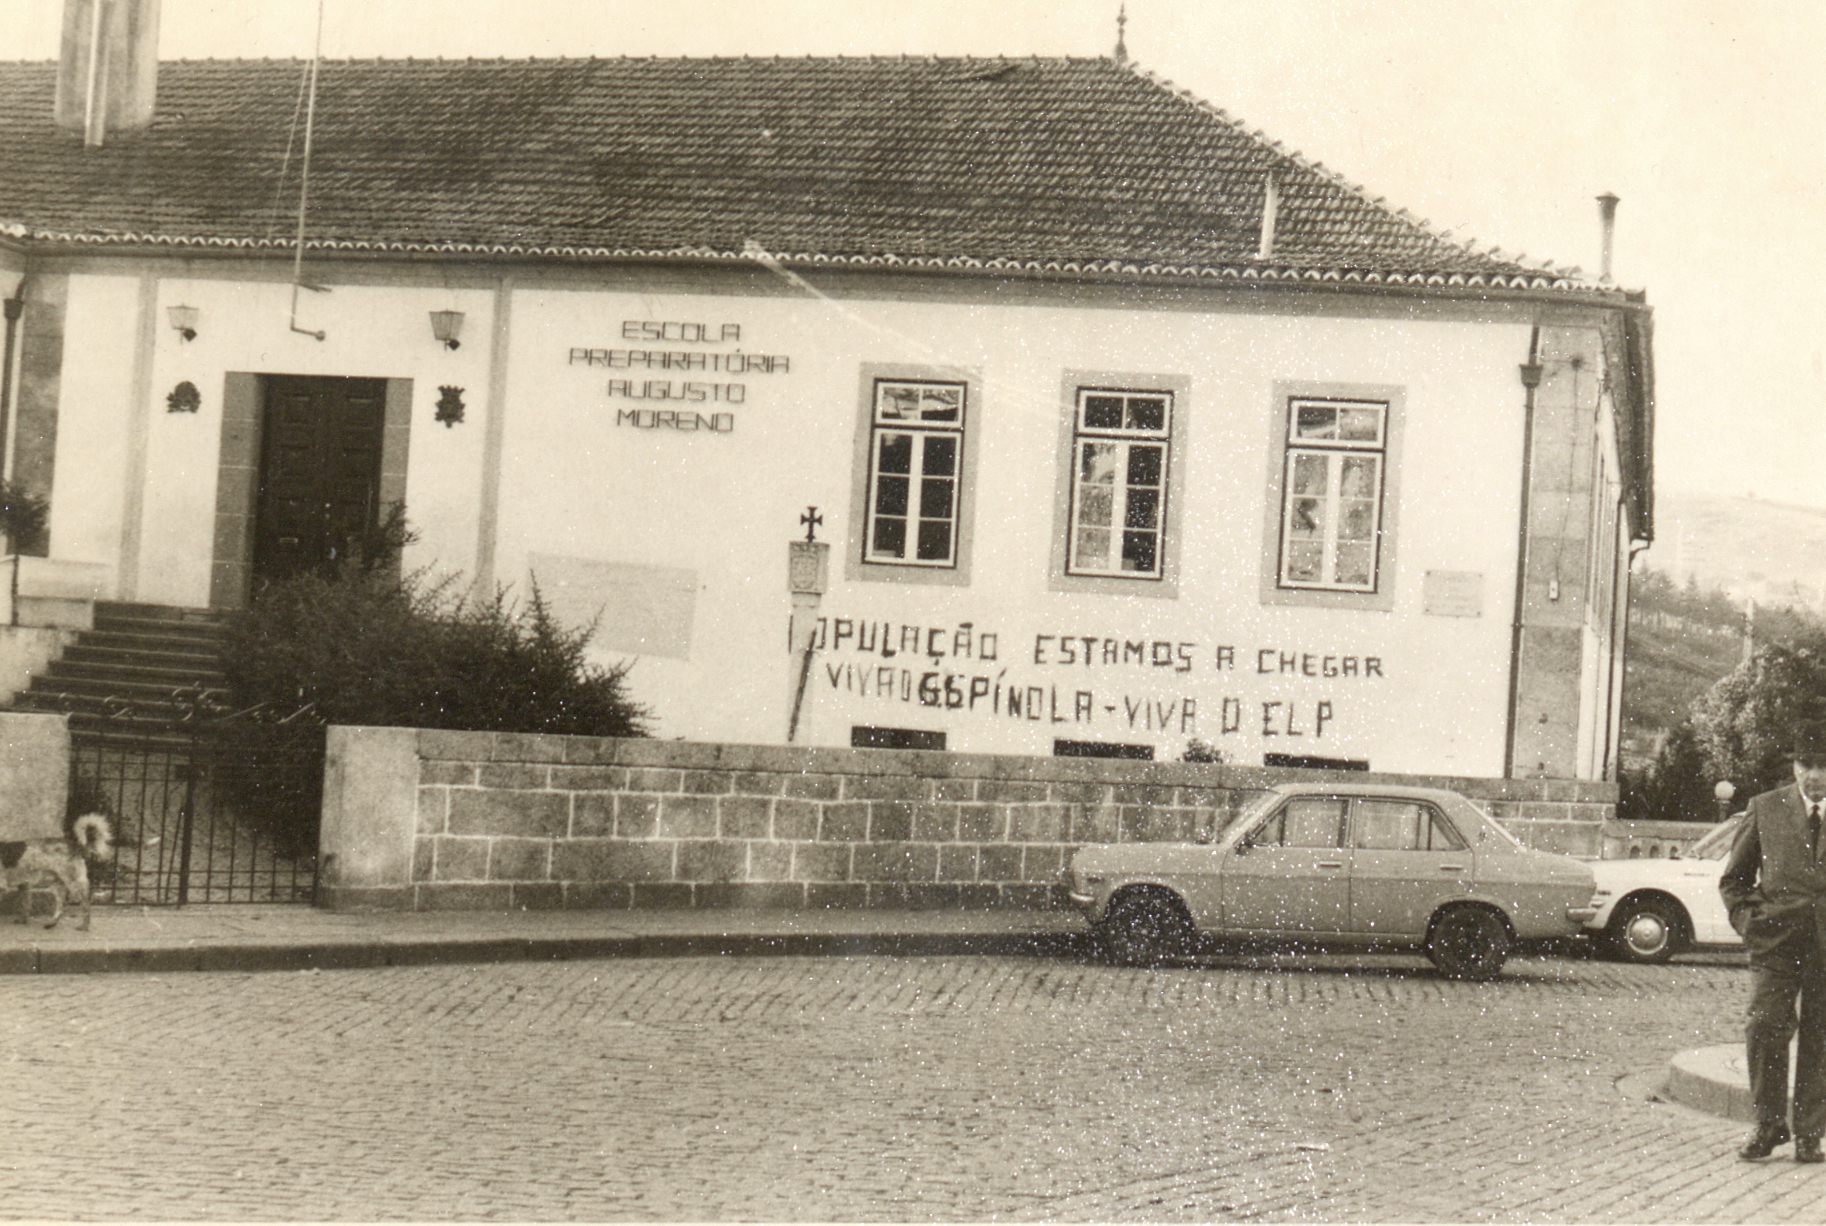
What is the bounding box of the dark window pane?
[922,435,957,475]
[874,475,908,517]
[919,385,961,422]
[1127,397,1166,431]
[919,476,954,519]
[1125,487,1159,529]
[1127,445,1162,486]
[1295,405,1336,438]
[1083,395,1125,429]
[877,432,912,473]
[916,520,952,561]
[1121,530,1157,573]
[872,516,906,557]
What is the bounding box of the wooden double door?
[253,375,388,584]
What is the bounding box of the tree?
[1618,723,1716,823]
[1688,632,1826,801]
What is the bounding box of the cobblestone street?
[0,947,1810,1221]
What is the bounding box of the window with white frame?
[1066,389,1172,578]
[1277,397,1388,592]
[863,379,966,567]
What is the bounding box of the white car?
[1586,815,1744,963]
[1068,782,1598,979]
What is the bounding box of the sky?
[4,0,1824,539]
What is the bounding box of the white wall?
[40,265,1536,775]
[495,285,1532,774]
[53,273,498,607]
[48,274,140,582]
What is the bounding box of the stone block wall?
[316,726,1618,911]
[0,711,70,840]
[1599,819,1723,861]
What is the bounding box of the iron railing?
[69,688,325,906]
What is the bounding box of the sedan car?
[1068,782,1598,978]
[1585,814,1744,963]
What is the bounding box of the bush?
[1688,633,1826,802]
[223,564,650,739]
[0,478,48,554]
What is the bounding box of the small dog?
[1,813,113,930]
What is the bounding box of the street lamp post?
[1714,780,1736,825]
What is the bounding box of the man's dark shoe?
[1740,1123,1791,1160]
[1796,1137,1823,1164]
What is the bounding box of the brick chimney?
[54,0,161,146]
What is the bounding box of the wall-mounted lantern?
[167,304,199,341]
[430,309,464,350]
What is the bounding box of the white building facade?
[0,15,1653,786]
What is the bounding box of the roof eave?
[7,228,1623,301]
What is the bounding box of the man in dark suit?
[1720,721,1826,1162]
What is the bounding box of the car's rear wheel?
[1604,897,1682,964]
[1426,905,1511,979]
[1098,888,1195,967]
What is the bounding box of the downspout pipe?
[1504,328,1544,779]
[0,279,26,482]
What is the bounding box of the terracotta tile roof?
[0,55,1594,289]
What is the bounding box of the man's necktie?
[1811,802,1823,856]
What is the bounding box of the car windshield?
[1686,816,1744,860]
[1460,798,1525,848]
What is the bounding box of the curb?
[1665,1044,1753,1123]
[0,928,1097,975]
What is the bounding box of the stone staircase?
[12,602,231,742]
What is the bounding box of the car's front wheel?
[1098,888,1195,967]
[1426,905,1512,979]
[1604,897,1683,964]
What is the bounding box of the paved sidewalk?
[0,902,1091,975]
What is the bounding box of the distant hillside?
[1621,491,1826,772]
[1644,490,1826,612]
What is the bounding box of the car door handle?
[1317,861,1345,870]
[1438,864,1466,873]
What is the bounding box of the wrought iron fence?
[70,689,325,906]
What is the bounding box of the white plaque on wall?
[527,554,698,659]
[1423,570,1484,617]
